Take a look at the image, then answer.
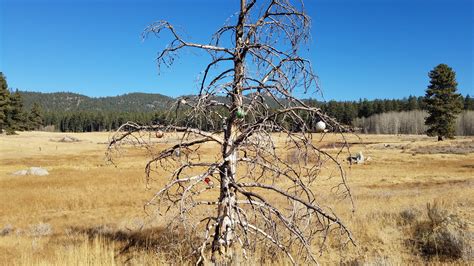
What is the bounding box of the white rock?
[27,167,49,176]
[60,136,79,142]
[12,170,28,176]
[12,167,49,176]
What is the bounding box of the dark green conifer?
[464,94,474,110]
[424,64,463,141]
[0,72,10,133]
[7,89,28,131]
[28,102,43,130]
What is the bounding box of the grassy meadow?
[0,131,473,265]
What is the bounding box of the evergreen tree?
[27,102,43,130]
[358,99,374,117]
[0,72,10,133]
[373,99,386,114]
[407,95,419,110]
[7,89,28,131]
[424,64,463,141]
[417,96,427,110]
[464,94,474,110]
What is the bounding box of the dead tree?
[108,0,354,264]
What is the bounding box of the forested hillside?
[15,90,474,133]
[20,91,173,113]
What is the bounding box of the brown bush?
[0,224,14,236]
[286,147,321,165]
[410,202,472,261]
[399,208,420,225]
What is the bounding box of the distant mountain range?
[20,91,175,113]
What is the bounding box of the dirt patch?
[365,179,473,190]
[411,140,474,155]
[50,136,81,143]
[318,142,350,149]
[318,141,377,149]
[369,143,411,151]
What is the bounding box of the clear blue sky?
[0,0,472,100]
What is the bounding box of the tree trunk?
[211,0,246,263]
[438,135,443,141]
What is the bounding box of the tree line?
[2,71,473,135]
[20,94,474,134]
[0,73,43,134]
[353,110,474,136]
[308,94,474,125]
[354,64,473,138]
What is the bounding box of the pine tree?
[7,89,28,131]
[0,72,10,133]
[464,94,474,110]
[407,95,419,110]
[358,99,374,117]
[424,64,463,141]
[28,102,43,130]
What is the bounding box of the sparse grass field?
[0,132,473,265]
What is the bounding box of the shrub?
[5,128,17,135]
[411,202,471,260]
[0,224,13,236]
[399,208,420,225]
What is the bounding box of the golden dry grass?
[0,131,473,265]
